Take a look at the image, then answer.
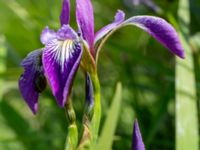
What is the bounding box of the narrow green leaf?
[176,0,199,150]
[0,35,6,100]
[96,82,122,150]
[176,33,199,150]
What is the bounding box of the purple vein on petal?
[95,10,125,44]
[60,0,70,26]
[124,16,184,58]
[132,119,145,150]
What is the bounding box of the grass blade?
[176,0,199,149]
[0,35,6,100]
[96,82,122,150]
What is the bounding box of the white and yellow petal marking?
[46,39,78,72]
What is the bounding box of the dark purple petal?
[60,0,70,26]
[76,0,94,50]
[43,28,82,106]
[132,119,145,150]
[40,26,56,45]
[85,73,94,110]
[95,10,125,43]
[124,16,184,58]
[19,50,46,114]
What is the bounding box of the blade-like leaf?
[175,0,199,149]
[96,82,122,150]
[0,35,6,100]
[175,34,199,150]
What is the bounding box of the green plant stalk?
[77,123,91,150]
[64,98,78,150]
[90,71,101,149]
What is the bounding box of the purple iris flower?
[19,0,184,114]
[132,119,145,150]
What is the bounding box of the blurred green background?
[0,0,199,150]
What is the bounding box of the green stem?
[64,98,78,150]
[90,72,101,149]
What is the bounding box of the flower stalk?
[64,98,78,150]
[90,71,101,148]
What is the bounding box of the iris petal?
[18,50,45,114]
[60,0,70,26]
[40,26,56,45]
[76,0,94,50]
[95,15,184,59]
[132,119,145,150]
[95,10,125,43]
[43,34,82,107]
[124,16,184,58]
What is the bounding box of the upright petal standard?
[60,0,70,26]
[76,0,95,53]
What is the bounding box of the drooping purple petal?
[94,10,125,43]
[76,0,94,50]
[125,16,184,58]
[40,26,56,45]
[95,15,184,59]
[132,119,145,150]
[60,0,70,26]
[85,73,94,111]
[19,50,46,114]
[43,26,82,107]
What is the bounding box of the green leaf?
[175,0,199,150]
[95,82,122,150]
[175,34,199,150]
[0,35,6,100]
